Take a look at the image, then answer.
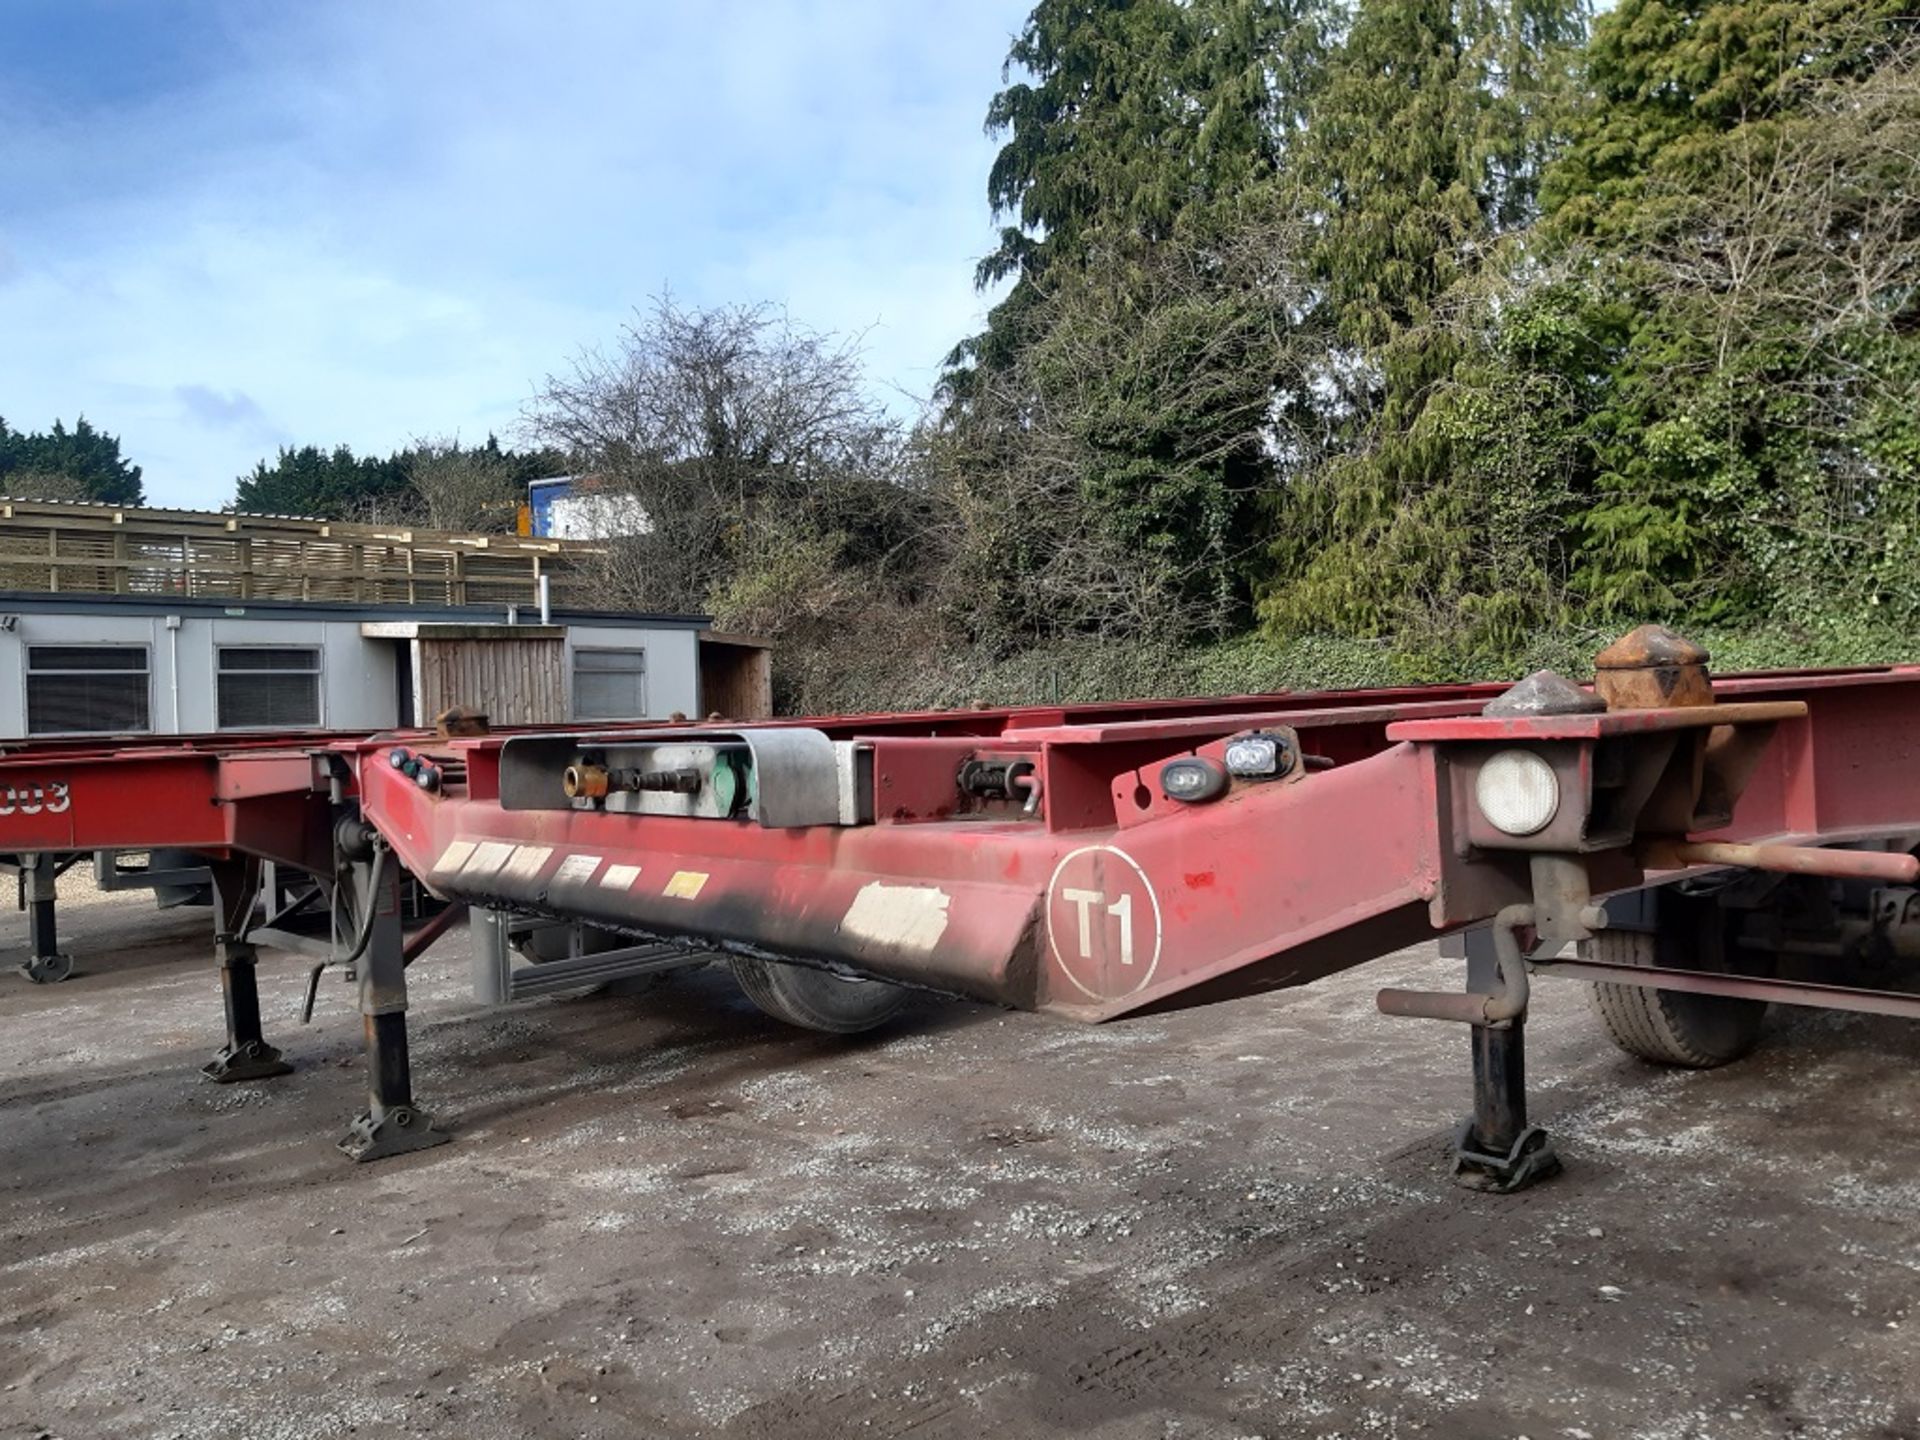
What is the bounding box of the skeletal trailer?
[5,626,1920,1190]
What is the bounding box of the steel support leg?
[337,847,447,1161]
[17,853,73,984]
[202,857,294,1082]
[1450,926,1559,1192]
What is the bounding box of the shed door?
[414,636,567,725]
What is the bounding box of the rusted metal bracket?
[1450,1111,1560,1194]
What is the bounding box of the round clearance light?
[388,748,410,769]
[1160,756,1229,803]
[1475,749,1559,836]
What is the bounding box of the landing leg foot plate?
[20,952,73,985]
[338,1106,450,1163]
[1451,1120,1560,1194]
[201,1039,294,1084]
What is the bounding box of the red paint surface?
[5,664,1919,1020]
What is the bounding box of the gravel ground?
[2,872,1918,1440]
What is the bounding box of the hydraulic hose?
[302,838,390,1024]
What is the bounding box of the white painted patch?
[462,841,517,878]
[434,839,476,873]
[552,853,601,886]
[840,882,951,956]
[602,863,642,890]
[500,846,552,882]
[664,870,708,899]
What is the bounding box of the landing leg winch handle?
[1376,904,1534,1026]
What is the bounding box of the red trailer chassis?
[5,628,1920,1188]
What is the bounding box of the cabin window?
[217,646,322,729]
[26,644,153,735]
[573,647,647,720]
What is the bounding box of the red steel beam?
[355,733,1458,1021]
[0,748,332,871]
[340,667,1920,1021]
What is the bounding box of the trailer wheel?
[1586,930,1766,1068]
[729,956,910,1034]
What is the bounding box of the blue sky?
[0,1,1029,507]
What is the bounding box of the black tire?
[1586,929,1767,1068]
[729,956,910,1034]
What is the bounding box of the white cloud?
[174,383,267,429]
[0,1,1026,505]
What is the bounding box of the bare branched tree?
[406,437,520,532]
[525,297,913,615]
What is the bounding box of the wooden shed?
[361,622,568,726]
[696,631,774,721]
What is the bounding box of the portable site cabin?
[0,498,772,739]
[0,592,779,739]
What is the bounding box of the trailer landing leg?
[202,859,294,1083]
[336,839,447,1162]
[1379,907,1561,1193]
[1454,1016,1558,1193]
[19,853,73,984]
[203,941,294,1082]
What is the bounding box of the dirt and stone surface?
[3,873,1918,1440]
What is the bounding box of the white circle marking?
[1044,844,1164,1002]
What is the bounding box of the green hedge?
[787,618,1920,715]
